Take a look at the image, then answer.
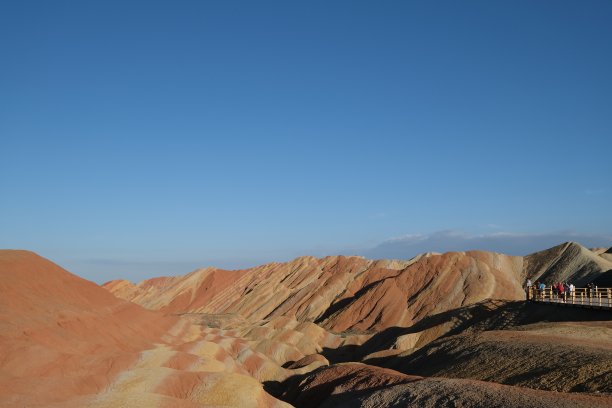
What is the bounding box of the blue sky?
[1,1,611,283]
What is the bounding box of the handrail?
[527,286,612,308]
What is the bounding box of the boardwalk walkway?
[528,286,612,310]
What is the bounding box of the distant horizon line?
[7,237,610,285]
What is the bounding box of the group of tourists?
[585,282,598,298]
[549,281,575,302]
[525,278,577,302]
[524,279,610,308]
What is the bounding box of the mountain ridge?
[3,242,610,407]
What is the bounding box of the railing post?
[587,288,590,305]
[574,288,580,304]
[599,290,602,307]
[530,287,610,308]
[549,287,553,302]
[528,287,532,301]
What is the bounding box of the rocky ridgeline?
[1,242,611,407]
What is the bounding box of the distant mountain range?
[104,241,612,332]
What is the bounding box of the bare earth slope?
[524,242,612,285]
[591,246,612,263]
[383,321,612,393]
[6,242,611,407]
[0,250,291,408]
[0,250,175,406]
[100,243,612,408]
[282,363,612,408]
[603,247,612,262]
[105,251,526,333]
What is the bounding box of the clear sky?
[1,1,611,283]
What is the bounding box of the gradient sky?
[1,1,611,283]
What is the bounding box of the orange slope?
[0,250,178,406]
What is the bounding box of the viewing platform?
[528,286,612,310]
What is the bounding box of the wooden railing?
[527,286,612,308]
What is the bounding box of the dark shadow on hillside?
[272,300,612,405]
[314,277,398,324]
[271,367,419,408]
[321,299,612,365]
[592,270,612,287]
[263,379,288,399]
[320,300,511,364]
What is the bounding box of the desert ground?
[1,242,611,407]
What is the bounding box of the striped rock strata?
[105,251,527,333]
[0,250,295,408]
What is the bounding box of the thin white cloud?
[364,230,612,259]
[384,233,427,243]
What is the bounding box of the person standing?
[558,282,565,302]
[526,278,533,300]
[538,281,546,300]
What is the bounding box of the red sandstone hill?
[3,243,611,408]
[0,250,171,406]
[99,243,612,408]
[104,243,612,337]
[104,250,527,333]
[0,250,292,408]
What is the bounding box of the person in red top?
[557,282,565,302]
